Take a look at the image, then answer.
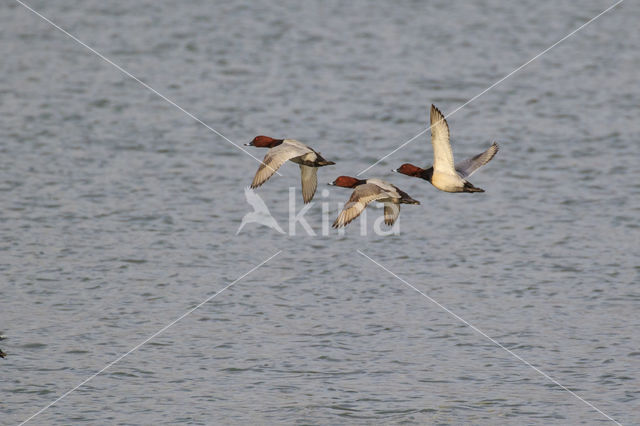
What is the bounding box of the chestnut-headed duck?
[329,176,420,228]
[393,105,499,193]
[246,136,335,203]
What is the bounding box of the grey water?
[1,0,639,424]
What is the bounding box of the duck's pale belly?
[431,172,465,192]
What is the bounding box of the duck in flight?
[246,136,335,203]
[393,105,499,193]
[330,176,420,228]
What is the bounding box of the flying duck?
[394,105,498,193]
[330,176,420,228]
[246,136,335,203]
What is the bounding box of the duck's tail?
[398,190,420,205]
[315,152,335,167]
[463,181,484,193]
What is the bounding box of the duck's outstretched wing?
[455,142,499,178]
[299,165,318,204]
[251,143,309,188]
[383,203,400,226]
[333,184,388,228]
[430,105,456,175]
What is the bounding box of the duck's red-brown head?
[329,176,365,188]
[393,163,423,177]
[245,135,284,148]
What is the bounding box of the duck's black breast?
[420,167,434,182]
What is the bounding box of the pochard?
[246,136,335,203]
[394,105,498,193]
[330,176,419,228]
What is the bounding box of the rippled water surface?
[1,1,639,424]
